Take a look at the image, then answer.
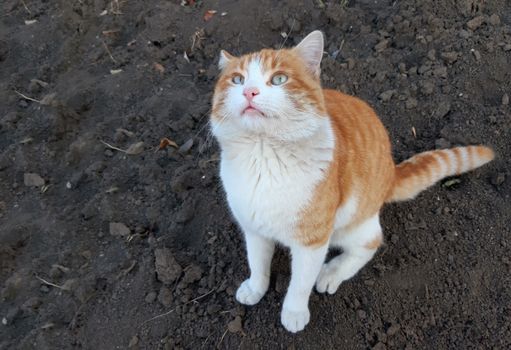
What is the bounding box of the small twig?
[35,275,66,290]
[101,40,117,63]
[140,288,215,326]
[216,328,229,349]
[14,90,41,103]
[100,140,127,153]
[21,0,31,14]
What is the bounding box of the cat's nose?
[243,87,260,101]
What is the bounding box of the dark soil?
[1,0,510,349]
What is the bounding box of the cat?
[210,30,494,333]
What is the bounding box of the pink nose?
[243,87,260,101]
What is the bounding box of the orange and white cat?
[210,31,494,332]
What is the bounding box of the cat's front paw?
[281,307,310,333]
[235,279,266,305]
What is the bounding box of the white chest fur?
[217,120,334,246]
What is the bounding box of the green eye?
[232,75,244,84]
[271,73,288,85]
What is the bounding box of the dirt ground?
[1,0,510,349]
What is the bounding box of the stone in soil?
[227,316,243,334]
[181,264,203,286]
[466,16,484,31]
[158,286,173,307]
[154,248,182,285]
[109,222,131,237]
[145,291,157,303]
[24,173,45,187]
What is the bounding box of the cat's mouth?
[242,104,265,117]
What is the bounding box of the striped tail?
[387,146,495,202]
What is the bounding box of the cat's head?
[211,31,327,142]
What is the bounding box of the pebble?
[420,81,435,95]
[489,14,500,26]
[374,39,389,53]
[357,310,367,319]
[227,316,243,334]
[459,29,471,39]
[154,248,182,285]
[24,173,45,187]
[109,222,131,237]
[378,90,396,102]
[427,49,436,61]
[181,264,203,286]
[145,291,157,303]
[346,58,356,70]
[433,66,447,78]
[405,98,418,109]
[158,286,173,307]
[435,100,451,118]
[466,16,484,31]
[440,51,458,64]
[502,94,509,106]
[472,49,481,61]
[386,323,401,336]
[128,336,139,348]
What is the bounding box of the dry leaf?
[110,69,123,75]
[183,51,190,63]
[411,126,417,138]
[99,9,108,16]
[157,138,179,151]
[25,19,37,25]
[125,141,144,155]
[204,10,217,21]
[153,62,165,74]
[105,186,119,194]
[20,137,33,144]
[442,178,461,188]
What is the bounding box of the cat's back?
[322,88,395,223]
[323,88,391,152]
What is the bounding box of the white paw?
[235,279,266,305]
[281,307,310,333]
[315,263,345,294]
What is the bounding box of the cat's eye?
[271,73,288,86]
[232,74,244,85]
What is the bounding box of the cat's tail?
[386,146,494,202]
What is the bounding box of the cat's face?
[211,31,327,141]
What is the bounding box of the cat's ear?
[219,50,234,70]
[293,31,324,78]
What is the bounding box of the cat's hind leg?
[315,214,382,294]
